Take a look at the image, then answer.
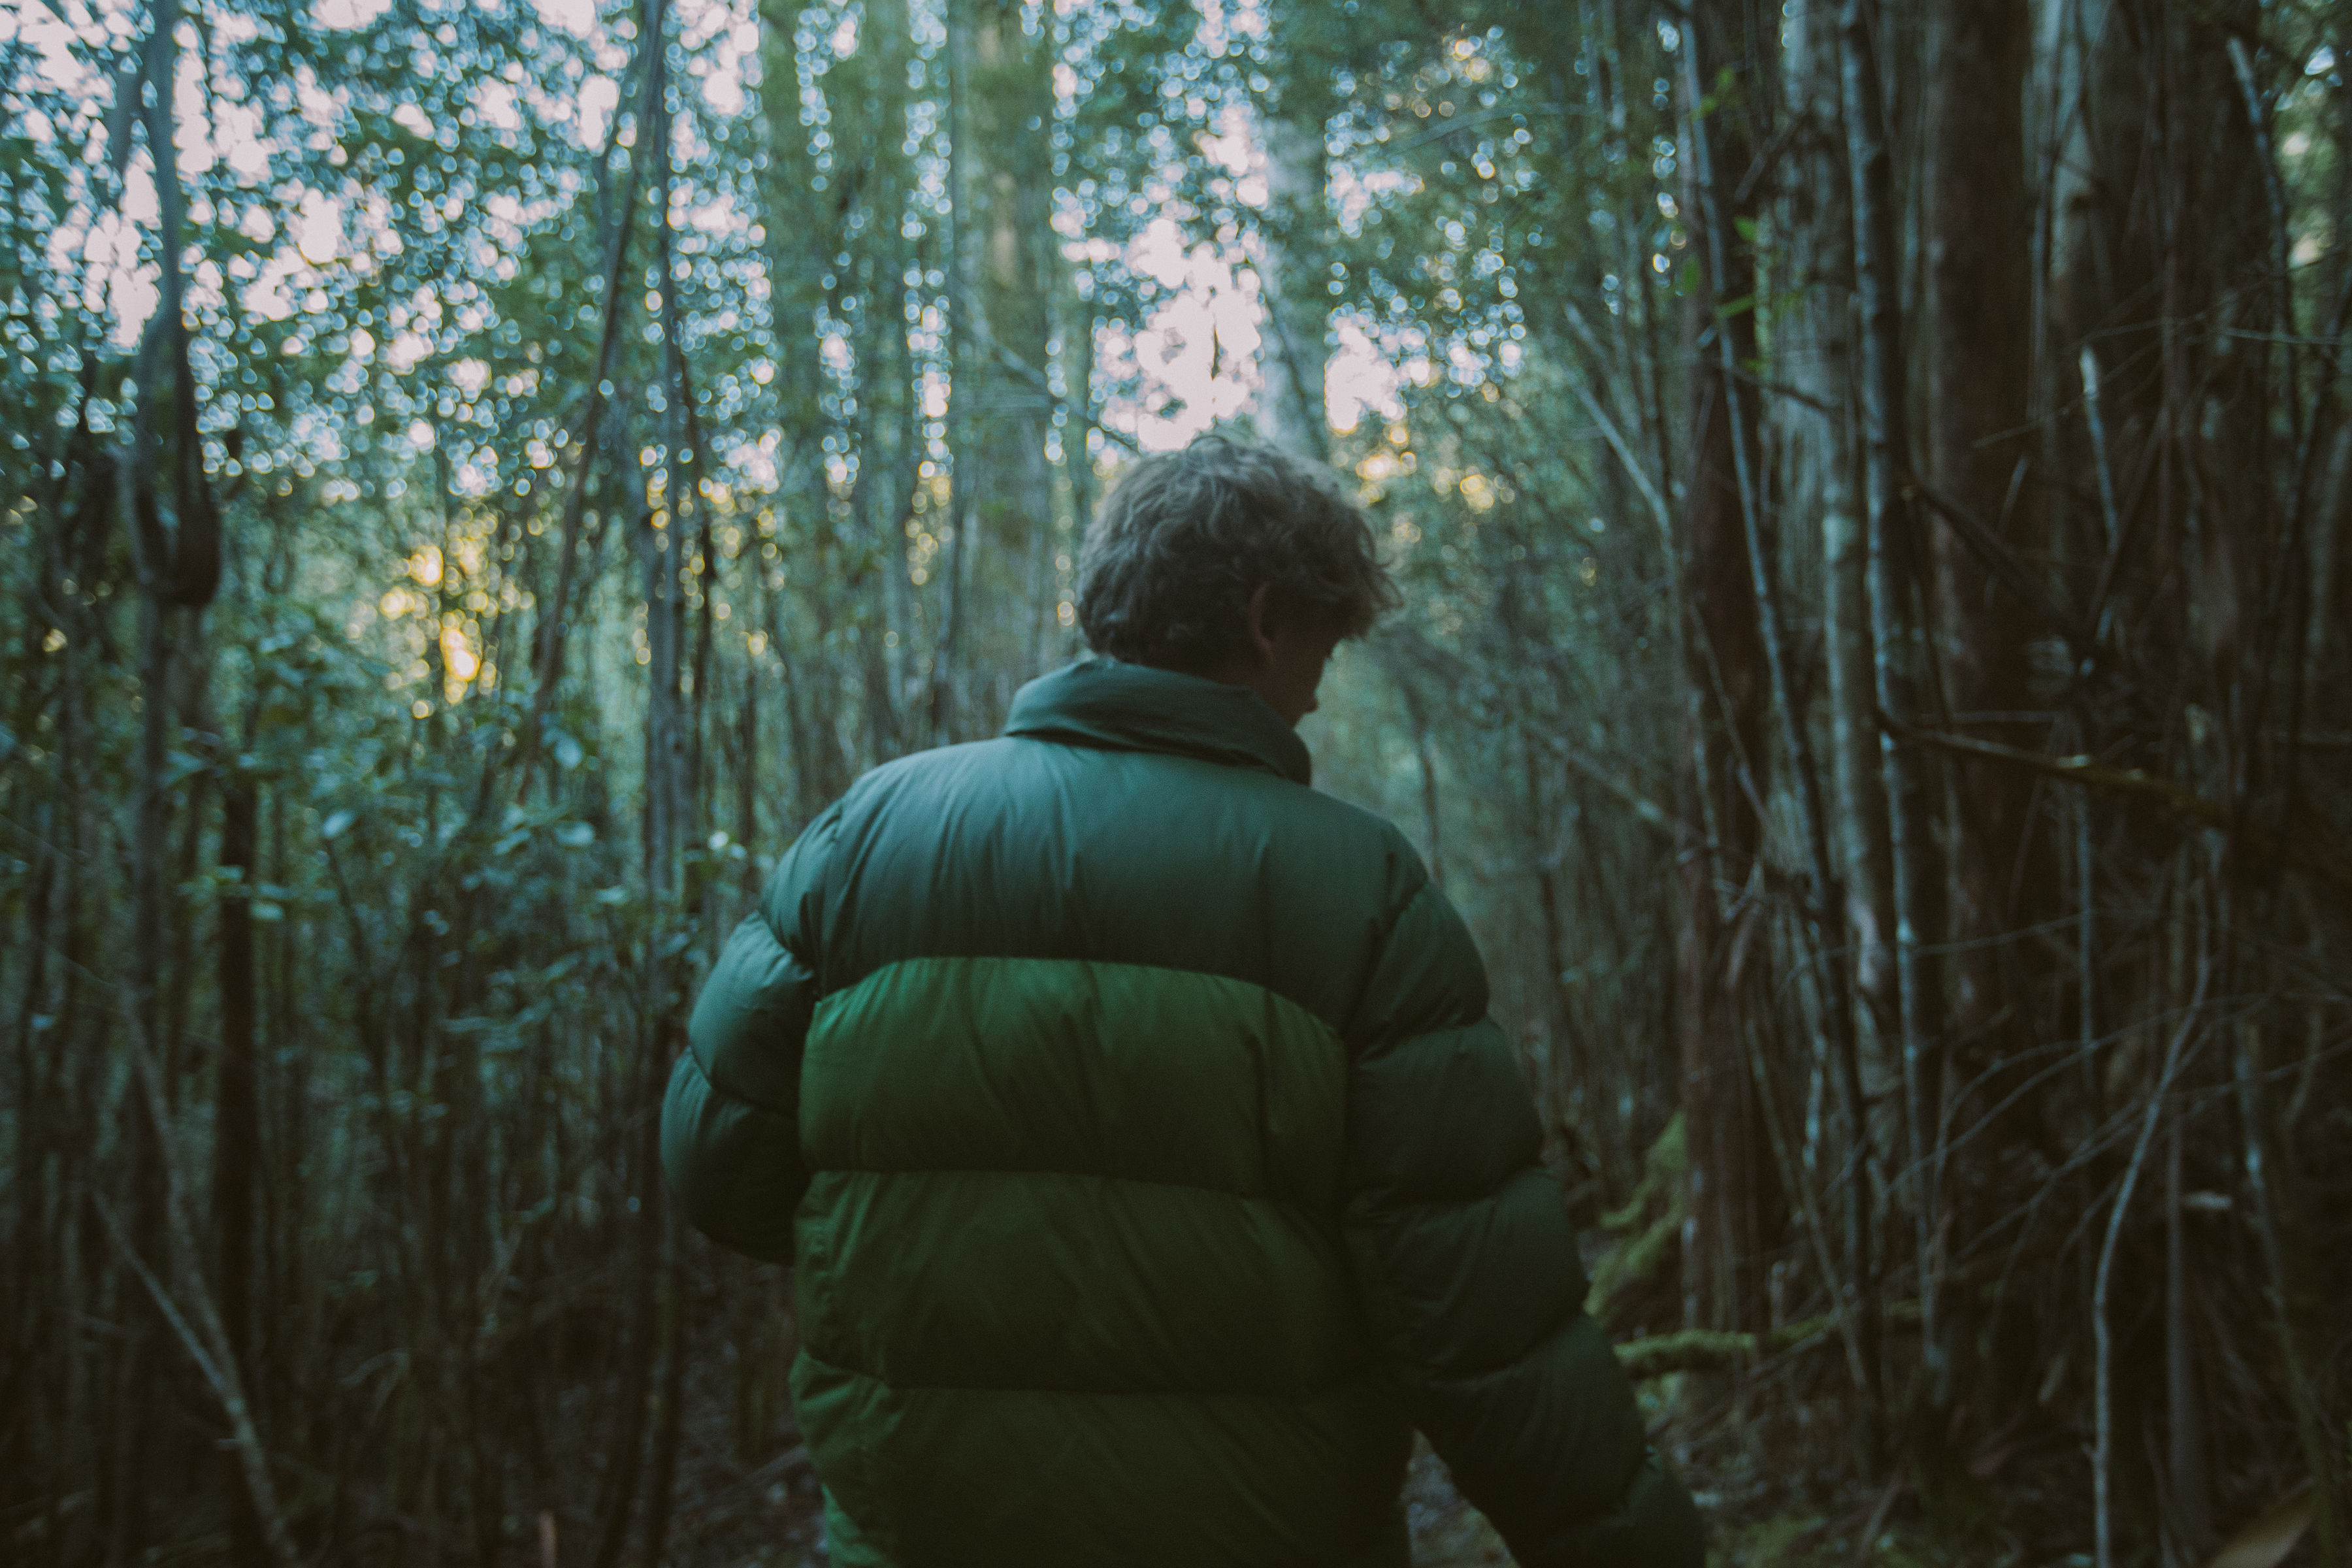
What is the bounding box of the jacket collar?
[1003,657,1313,786]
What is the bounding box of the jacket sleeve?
[660,804,841,1263]
[1341,858,1704,1568]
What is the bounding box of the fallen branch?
[1592,1208,1680,1330]
[93,1193,300,1567]
[1616,1300,1921,1380]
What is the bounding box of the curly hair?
[1075,434,1399,672]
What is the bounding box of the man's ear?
[1242,583,1279,667]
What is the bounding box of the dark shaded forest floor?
[640,1370,1991,1568]
[88,1300,2125,1568]
[612,1331,2046,1568]
[1403,1447,1985,1568]
[654,1446,1982,1568]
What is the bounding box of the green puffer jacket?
[662,657,1703,1568]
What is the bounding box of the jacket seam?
[807,951,1352,1041]
[1348,1158,1550,1215]
[796,1343,1389,1403]
[802,1162,1341,1209]
[1402,1289,1590,1387]
[1343,874,1488,1054]
[683,1039,796,1124]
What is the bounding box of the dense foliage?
[3,0,2348,1563]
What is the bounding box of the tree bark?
[1927,0,2035,1033]
[852,0,914,763]
[1785,1,1893,1448]
[1258,110,1329,462]
[596,7,684,1561]
[213,764,263,1564]
[111,5,223,1554]
[1842,0,1946,1389]
[1674,0,1776,1340]
[641,25,689,904]
[932,0,980,739]
[1924,0,2041,1433]
[525,7,659,787]
[934,0,1058,729]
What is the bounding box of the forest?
[3,0,2348,1561]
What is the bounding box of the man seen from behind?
[661,433,1707,1567]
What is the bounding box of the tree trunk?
[1786,0,1890,1446]
[214,765,263,1563]
[934,0,980,740]
[1258,110,1329,462]
[642,345,687,876]
[596,7,684,1561]
[525,6,657,779]
[1674,0,1776,1341]
[1842,0,1946,1388]
[856,0,914,762]
[110,5,223,1553]
[110,596,172,1568]
[1060,266,1098,605]
[1924,0,2040,1432]
[1927,0,2034,1041]
[1396,674,1446,891]
[966,0,1058,710]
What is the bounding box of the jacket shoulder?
[810,734,1448,1033]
